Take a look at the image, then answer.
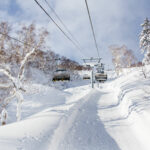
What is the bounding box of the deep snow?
[0,67,150,150]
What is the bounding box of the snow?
[98,67,150,150]
[1,66,150,150]
[50,89,120,150]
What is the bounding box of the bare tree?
[123,49,137,68]
[109,45,137,75]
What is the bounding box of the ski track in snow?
[48,89,120,150]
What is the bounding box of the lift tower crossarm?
[82,57,101,88]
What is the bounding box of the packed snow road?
[49,89,120,150]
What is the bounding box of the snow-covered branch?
[0,67,16,88]
[0,83,11,88]
[2,91,16,108]
[15,91,24,121]
[0,108,7,125]
[18,47,36,81]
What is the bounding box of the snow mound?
[98,67,150,150]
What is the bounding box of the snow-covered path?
[49,89,120,150]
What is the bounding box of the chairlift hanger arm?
[82,58,101,64]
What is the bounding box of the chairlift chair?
[95,63,107,82]
[52,68,70,81]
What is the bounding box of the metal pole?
[82,57,101,89]
[91,67,94,88]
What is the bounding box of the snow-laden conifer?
[140,18,150,65]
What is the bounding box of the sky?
[0,0,150,68]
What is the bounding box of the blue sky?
[0,0,150,68]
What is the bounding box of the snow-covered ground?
[0,67,150,150]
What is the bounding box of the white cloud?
[0,0,149,67]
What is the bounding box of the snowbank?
[98,66,150,150]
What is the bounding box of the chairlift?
[52,68,70,81]
[52,58,70,82]
[95,63,107,82]
[83,74,91,80]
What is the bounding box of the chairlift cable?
[84,0,100,58]
[0,31,50,53]
[0,31,33,47]
[44,0,83,49]
[34,0,85,58]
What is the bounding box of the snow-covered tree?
[123,49,137,68]
[0,22,49,122]
[0,108,7,125]
[109,45,137,75]
[0,48,35,122]
[140,18,150,65]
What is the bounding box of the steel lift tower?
[82,57,101,88]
